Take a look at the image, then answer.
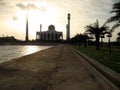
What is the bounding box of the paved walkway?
[52,45,105,90]
[0,45,107,90]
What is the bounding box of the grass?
[72,45,120,73]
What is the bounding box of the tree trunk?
[101,38,103,47]
[84,38,87,48]
[95,35,100,50]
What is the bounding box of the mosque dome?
[48,25,55,31]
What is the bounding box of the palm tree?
[100,33,105,47]
[85,20,109,50]
[117,32,120,42]
[107,1,120,32]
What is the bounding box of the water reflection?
[0,45,53,63]
[22,46,52,55]
[22,46,42,55]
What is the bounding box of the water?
[0,45,53,63]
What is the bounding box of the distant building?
[0,36,17,43]
[36,25,63,41]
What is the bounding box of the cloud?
[13,16,18,20]
[16,3,26,10]
[112,0,120,3]
[76,0,113,20]
[0,0,15,8]
[16,3,38,10]
[16,3,46,12]
[39,6,46,12]
[0,0,6,6]
[27,3,37,10]
[0,0,16,14]
[16,3,36,10]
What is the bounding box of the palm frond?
[94,19,99,29]
[85,20,108,35]
[85,25,95,34]
[111,10,120,13]
[118,32,120,36]
[110,23,120,32]
[113,1,120,10]
[107,1,120,25]
[107,15,120,23]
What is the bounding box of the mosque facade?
[36,25,63,41]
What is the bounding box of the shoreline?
[0,42,61,46]
[0,45,55,65]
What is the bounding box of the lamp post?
[100,33,105,47]
[107,33,112,54]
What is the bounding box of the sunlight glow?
[11,1,59,40]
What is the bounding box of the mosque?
[25,13,70,42]
[36,24,63,41]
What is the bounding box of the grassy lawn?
[72,45,120,73]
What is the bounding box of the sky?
[0,0,120,41]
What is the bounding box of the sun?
[12,1,59,40]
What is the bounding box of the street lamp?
[107,32,112,53]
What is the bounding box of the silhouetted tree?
[76,34,81,46]
[86,34,94,46]
[74,34,84,46]
[118,32,120,37]
[117,32,120,42]
[85,20,109,50]
[70,34,79,45]
[107,1,120,32]
[70,33,88,47]
[83,34,89,47]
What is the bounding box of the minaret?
[67,13,70,40]
[40,24,42,32]
[25,13,29,42]
[66,24,68,40]
[40,24,42,40]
